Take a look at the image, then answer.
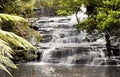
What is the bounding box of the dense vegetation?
[0,14,39,76]
[0,14,41,43]
[0,0,36,17]
[0,0,41,76]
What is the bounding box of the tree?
[77,0,120,59]
[56,0,82,16]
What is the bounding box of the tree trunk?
[105,32,112,59]
[75,7,80,23]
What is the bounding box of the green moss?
[0,13,42,44]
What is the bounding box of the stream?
[1,64,120,77]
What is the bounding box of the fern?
[0,63,13,77]
[0,55,17,69]
[0,39,14,58]
[0,29,37,76]
[0,39,17,77]
[0,14,39,76]
[0,30,36,50]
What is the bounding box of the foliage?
[0,29,38,76]
[0,30,36,50]
[0,13,42,43]
[0,1,41,76]
[77,0,120,36]
[56,0,82,16]
[0,14,41,76]
[0,0,37,17]
[0,39,17,77]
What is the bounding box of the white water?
[32,5,120,65]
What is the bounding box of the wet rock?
[51,47,90,58]
[58,18,71,23]
[111,42,120,56]
[75,58,92,64]
[48,58,59,63]
[40,28,53,34]
[111,47,120,56]
[31,25,39,31]
[101,59,120,65]
[58,24,73,28]
[36,52,42,61]
[56,36,83,43]
[41,34,52,43]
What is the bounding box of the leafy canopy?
[56,0,82,15]
[77,0,120,36]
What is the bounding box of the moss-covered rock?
[0,13,42,44]
[0,13,42,63]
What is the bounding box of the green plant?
[0,13,42,44]
[0,39,17,77]
[0,29,38,76]
[0,14,40,76]
[0,30,36,50]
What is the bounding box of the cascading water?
[33,5,119,65]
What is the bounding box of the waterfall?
[35,6,103,64]
[32,5,120,65]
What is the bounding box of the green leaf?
[0,30,36,50]
[0,39,14,58]
[0,63,13,77]
[0,55,17,69]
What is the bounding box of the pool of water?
[1,63,120,77]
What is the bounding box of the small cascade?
[41,48,56,62]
